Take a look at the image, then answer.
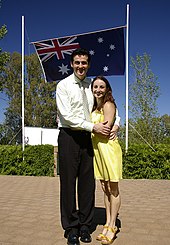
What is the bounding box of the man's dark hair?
[70,48,91,64]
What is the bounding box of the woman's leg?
[96,180,110,240]
[102,182,121,243]
[102,181,111,226]
[109,182,121,228]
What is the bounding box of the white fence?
[24,127,59,146]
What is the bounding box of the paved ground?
[0,175,170,245]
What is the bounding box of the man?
[56,48,120,245]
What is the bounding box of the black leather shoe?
[67,233,80,245]
[80,230,92,243]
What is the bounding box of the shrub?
[0,144,169,179]
[122,144,170,179]
[0,145,54,176]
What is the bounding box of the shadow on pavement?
[90,207,121,234]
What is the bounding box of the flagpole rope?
[129,123,156,152]
[25,25,31,56]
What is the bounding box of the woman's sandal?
[96,225,109,241]
[101,226,118,244]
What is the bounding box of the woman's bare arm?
[103,101,116,128]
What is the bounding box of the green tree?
[0,0,10,89]
[0,25,10,90]
[1,52,57,144]
[129,53,160,144]
[25,54,57,127]
[0,123,18,145]
[1,52,22,143]
[157,114,170,144]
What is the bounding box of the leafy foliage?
[0,145,23,175]
[0,145,54,176]
[0,144,169,179]
[0,52,22,143]
[25,54,57,127]
[121,143,170,179]
[130,53,160,119]
[119,114,170,145]
[129,53,160,144]
[0,25,10,90]
[0,52,58,144]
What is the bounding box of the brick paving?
[0,175,170,245]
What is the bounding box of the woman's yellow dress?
[91,110,122,182]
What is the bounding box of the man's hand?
[109,124,119,140]
[93,121,111,136]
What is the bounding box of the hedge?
[0,145,54,176]
[0,144,169,179]
[121,143,170,179]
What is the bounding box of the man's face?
[71,54,90,81]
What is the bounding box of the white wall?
[24,127,59,146]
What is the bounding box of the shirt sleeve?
[114,108,121,126]
[56,82,94,132]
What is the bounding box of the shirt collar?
[73,73,90,86]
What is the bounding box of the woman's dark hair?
[91,76,117,111]
[70,48,91,64]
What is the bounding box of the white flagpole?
[125,4,129,153]
[22,16,25,153]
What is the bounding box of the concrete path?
[0,175,170,245]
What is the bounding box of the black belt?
[59,127,90,134]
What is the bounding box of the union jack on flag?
[33,26,125,82]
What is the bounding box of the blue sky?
[0,0,170,124]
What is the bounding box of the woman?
[91,76,122,244]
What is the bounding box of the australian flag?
[33,26,125,82]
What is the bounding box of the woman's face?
[92,79,107,99]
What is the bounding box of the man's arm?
[109,108,120,140]
[93,102,115,137]
[93,121,111,136]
